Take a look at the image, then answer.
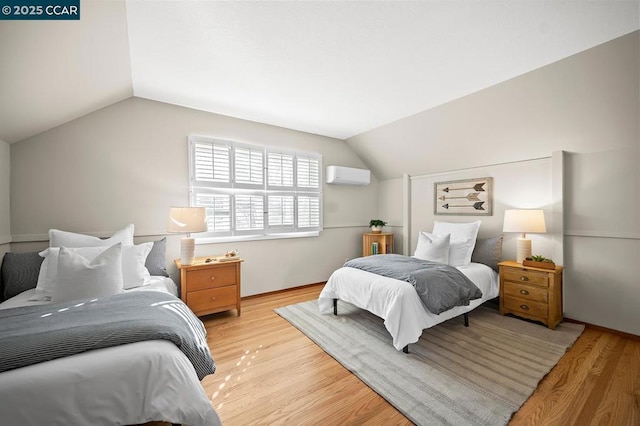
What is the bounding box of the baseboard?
[238,288,640,342]
[564,317,640,341]
[241,282,326,301]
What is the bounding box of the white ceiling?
[1,0,638,144]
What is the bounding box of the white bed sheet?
[0,277,221,426]
[318,262,499,351]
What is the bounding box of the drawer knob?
[520,276,529,282]
[210,276,216,281]
[210,296,216,301]
[520,289,529,295]
[520,304,530,310]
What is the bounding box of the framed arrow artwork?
[434,177,493,216]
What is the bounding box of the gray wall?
[347,31,640,335]
[0,139,9,259]
[10,97,378,296]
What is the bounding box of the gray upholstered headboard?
[0,252,43,302]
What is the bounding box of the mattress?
[0,276,221,426]
[318,262,499,350]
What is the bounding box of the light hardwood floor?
[198,284,640,425]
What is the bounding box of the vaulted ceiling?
[0,0,638,144]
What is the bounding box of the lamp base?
[516,238,532,264]
[180,237,196,265]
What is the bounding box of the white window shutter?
[192,140,231,186]
[268,195,295,228]
[194,192,231,234]
[234,194,264,232]
[297,156,320,190]
[297,195,321,230]
[267,152,295,188]
[234,146,264,187]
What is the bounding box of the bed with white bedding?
[0,225,221,426]
[319,221,502,352]
[318,261,499,351]
[0,276,221,426]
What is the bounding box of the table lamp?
[502,209,546,263]
[168,206,207,265]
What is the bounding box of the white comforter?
[0,277,221,426]
[318,262,499,350]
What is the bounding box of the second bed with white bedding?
[318,262,499,351]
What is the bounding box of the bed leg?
[403,345,409,354]
[464,312,469,327]
[333,298,337,315]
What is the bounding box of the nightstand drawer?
[187,285,237,313]
[503,282,548,303]
[503,269,549,287]
[186,265,237,291]
[504,298,548,318]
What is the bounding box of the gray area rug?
[275,300,584,426]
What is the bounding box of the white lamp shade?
[168,207,207,266]
[503,209,546,263]
[167,207,208,234]
[502,209,546,234]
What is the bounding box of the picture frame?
[434,177,493,216]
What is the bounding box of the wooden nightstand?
[362,232,394,256]
[175,256,243,317]
[498,260,563,329]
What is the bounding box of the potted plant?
[369,219,387,234]
[523,255,556,270]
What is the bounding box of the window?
[189,136,322,241]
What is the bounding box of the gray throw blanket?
[0,291,215,380]
[344,254,482,314]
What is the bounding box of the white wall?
[0,138,10,259]
[347,31,639,180]
[563,147,640,333]
[347,31,640,335]
[10,97,377,296]
[408,158,555,261]
[0,0,132,144]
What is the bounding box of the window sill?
[195,231,321,245]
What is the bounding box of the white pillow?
[414,232,450,264]
[49,224,134,248]
[121,242,153,289]
[52,244,124,303]
[29,243,152,300]
[448,239,477,267]
[432,220,481,266]
[31,225,137,301]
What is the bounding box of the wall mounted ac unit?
[326,166,370,185]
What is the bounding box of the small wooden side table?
[362,232,394,256]
[498,260,563,329]
[175,256,243,317]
